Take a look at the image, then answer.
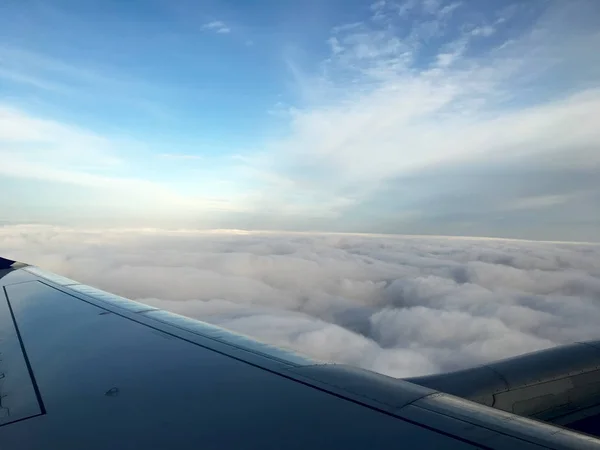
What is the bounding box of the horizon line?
[2,223,598,246]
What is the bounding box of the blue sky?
[1,0,599,241]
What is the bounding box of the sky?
[3,225,600,378]
[1,0,599,241]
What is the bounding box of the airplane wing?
[1,257,600,449]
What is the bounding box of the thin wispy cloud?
[0,107,252,224]
[0,44,191,122]
[255,0,600,240]
[0,106,120,166]
[202,21,231,34]
[470,25,495,37]
[281,1,599,177]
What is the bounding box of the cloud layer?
[3,225,600,378]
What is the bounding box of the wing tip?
[0,257,27,270]
[0,256,16,269]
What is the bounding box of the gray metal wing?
[406,342,600,436]
[0,259,599,449]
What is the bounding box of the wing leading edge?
[0,261,599,449]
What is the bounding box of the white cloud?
[395,0,419,18]
[328,37,344,55]
[281,86,600,184]
[470,25,495,37]
[422,0,442,15]
[0,104,361,229]
[435,38,466,67]
[438,2,462,17]
[0,107,144,190]
[3,225,599,378]
[202,21,231,34]
[0,106,119,162]
[268,1,600,223]
[0,106,254,221]
[504,194,572,211]
[371,0,386,11]
[371,0,389,21]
